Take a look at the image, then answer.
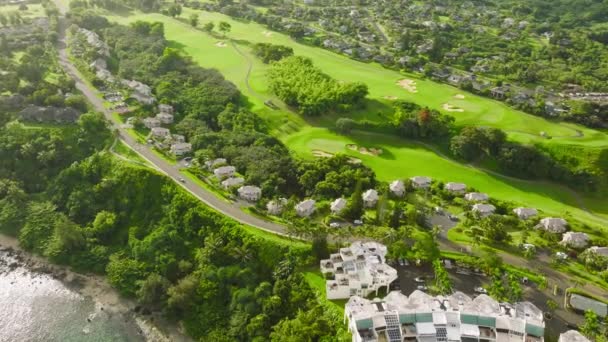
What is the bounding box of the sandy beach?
[0,234,190,342]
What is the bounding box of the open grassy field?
[92,8,608,225]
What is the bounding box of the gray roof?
[569,294,608,317]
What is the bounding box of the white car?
[353,219,363,226]
[417,285,428,291]
[414,277,425,283]
[474,287,487,294]
[329,222,341,228]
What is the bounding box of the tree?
[106,255,147,296]
[580,310,601,340]
[335,118,355,134]
[203,22,214,32]
[433,259,452,295]
[218,21,231,36]
[168,4,182,17]
[311,235,329,261]
[343,180,364,221]
[137,273,170,307]
[189,13,199,27]
[252,43,294,63]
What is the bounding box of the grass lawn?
[113,140,150,166]
[303,268,347,314]
[0,4,46,19]
[94,8,608,226]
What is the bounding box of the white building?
[122,79,155,105]
[150,127,170,138]
[171,134,185,143]
[513,207,538,220]
[221,177,244,189]
[158,104,174,115]
[295,199,316,217]
[445,182,466,194]
[320,242,397,300]
[389,180,405,197]
[238,185,262,202]
[331,198,348,214]
[410,176,431,189]
[362,189,379,207]
[472,203,496,217]
[214,165,236,180]
[156,113,174,125]
[559,330,590,342]
[170,142,192,156]
[205,158,226,170]
[143,117,161,129]
[560,232,590,249]
[537,217,568,233]
[344,291,545,342]
[267,198,288,215]
[585,246,608,258]
[465,192,489,202]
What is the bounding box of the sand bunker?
[346,144,383,156]
[454,94,466,100]
[396,79,418,93]
[312,150,361,164]
[215,41,227,48]
[262,31,273,37]
[442,103,464,112]
[383,96,398,100]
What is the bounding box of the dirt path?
[229,41,266,102]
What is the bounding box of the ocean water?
[0,251,144,342]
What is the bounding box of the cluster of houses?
[205,158,262,202]
[141,104,192,156]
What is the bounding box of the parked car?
[414,277,425,283]
[474,287,487,294]
[417,285,428,291]
[178,177,186,183]
[184,156,193,162]
[329,222,341,228]
[448,214,459,222]
[353,219,363,226]
[398,259,405,266]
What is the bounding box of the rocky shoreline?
[0,234,191,342]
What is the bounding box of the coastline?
[0,233,191,342]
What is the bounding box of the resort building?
[296,199,316,217]
[513,207,538,220]
[410,176,432,189]
[344,290,545,342]
[331,198,348,215]
[584,246,608,258]
[472,203,496,217]
[158,104,174,115]
[363,189,379,208]
[143,117,161,129]
[237,185,262,202]
[213,165,236,180]
[150,127,170,138]
[320,242,397,300]
[221,177,244,189]
[390,180,405,197]
[170,142,192,156]
[560,232,590,249]
[537,218,568,234]
[205,158,226,170]
[267,198,288,215]
[465,192,489,202]
[558,330,590,342]
[445,182,467,194]
[156,112,174,125]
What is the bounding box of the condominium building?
[320,242,397,300]
[344,290,545,342]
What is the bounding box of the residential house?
[490,86,509,99]
[122,79,155,105]
[559,330,589,342]
[156,113,174,125]
[170,142,192,156]
[513,207,538,220]
[205,158,226,170]
[150,127,170,139]
[267,198,288,215]
[560,232,590,249]
[472,203,496,217]
[410,176,432,189]
[295,199,316,217]
[320,241,397,300]
[465,192,489,202]
[143,117,161,129]
[344,291,545,342]
[537,217,568,233]
[362,189,379,207]
[171,134,185,143]
[331,198,348,215]
[238,185,262,202]
[214,166,236,180]
[389,180,405,197]
[445,182,466,194]
[221,177,244,189]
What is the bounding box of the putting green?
[96,9,608,226]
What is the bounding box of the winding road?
[54,7,292,238]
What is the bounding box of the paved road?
[54,12,292,238]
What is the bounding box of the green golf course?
[92,8,608,226]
